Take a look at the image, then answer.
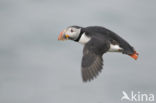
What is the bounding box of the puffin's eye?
[71,29,73,32]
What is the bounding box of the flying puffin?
[58,26,138,82]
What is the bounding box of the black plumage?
[81,37,110,81]
[81,26,135,55]
[78,26,135,82]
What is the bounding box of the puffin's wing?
[81,37,109,82]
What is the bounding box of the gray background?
[0,0,156,103]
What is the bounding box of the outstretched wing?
[81,37,110,82]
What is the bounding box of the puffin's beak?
[58,30,69,40]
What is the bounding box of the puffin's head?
[58,26,82,41]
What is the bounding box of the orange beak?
[129,51,139,60]
[58,31,65,40]
[58,30,69,41]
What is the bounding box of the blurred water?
[0,0,156,103]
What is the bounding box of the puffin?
[58,26,138,82]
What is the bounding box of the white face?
[64,27,81,40]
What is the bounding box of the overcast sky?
[0,0,156,103]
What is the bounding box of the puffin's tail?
[129,51,139,60]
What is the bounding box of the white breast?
[108,44,123,52]
[78,33,91,44]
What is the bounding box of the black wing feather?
[81,37,109,82]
